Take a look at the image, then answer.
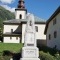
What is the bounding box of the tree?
[0,28,3,42]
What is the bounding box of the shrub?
[38,46,58,56]
[0,55,11,60]
[55,56,60,60]
[39,51,55,60]
[3,50,13,56]
[55,52,60,60]
[2,50,21,60]
[3,56,11,60]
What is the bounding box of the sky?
[0,0,60,20]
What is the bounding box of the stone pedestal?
[20,47,40,60]
[21,47,39,58]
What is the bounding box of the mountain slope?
[0,6,15,28]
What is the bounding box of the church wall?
[35,24,46,40]
[35,24,46,46]
[22,23,46,46]
[22,24,26,43]
[47,13,60,50]
[3,37,20,43]
[3,24,22,43]
[3,25,22,33]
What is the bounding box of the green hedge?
[55,52,60,60]
[39,51,55,60]
[38,46,59,56]
[0,56,11,60]
[39,51,60,60]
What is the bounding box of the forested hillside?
[0,6,15,28]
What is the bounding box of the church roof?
[3,15,46,24]
[3,32,22,36]
[3,33,21,36]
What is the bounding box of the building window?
[35,26,38,32]
[10,37,12,40]
[20,14,22,19]
[16,37,18,40]
[54,31,57,38]
[49,34,51,40]
[53,18,56,25]
[11,29,13,33]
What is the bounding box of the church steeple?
[18,0,25,9]
[15,0,27,19]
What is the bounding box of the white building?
[44,6,60,50]
[3,0,46,46]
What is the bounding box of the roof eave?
[3,33,21,36]
[3,21,46,24]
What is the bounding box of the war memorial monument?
[20,14,40,60]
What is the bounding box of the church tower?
[15,0,27,19]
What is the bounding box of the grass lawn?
[0,43,23,53]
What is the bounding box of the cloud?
[1,4,15,12]
[0,0,14,4]
[0,0,15,12]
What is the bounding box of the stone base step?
[20,58,40,60]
